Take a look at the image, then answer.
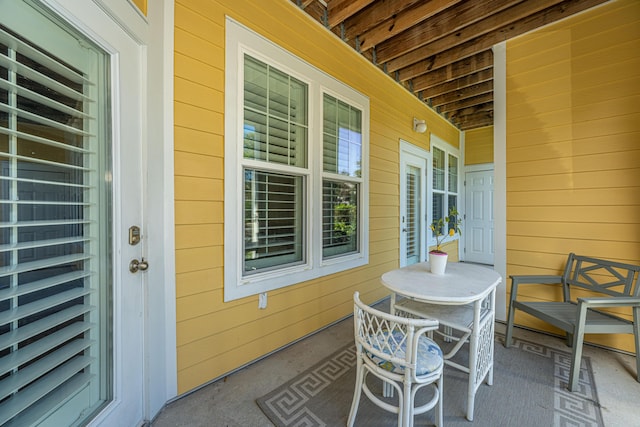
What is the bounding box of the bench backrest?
[561,253,640,301]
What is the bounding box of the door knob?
[129,258,149,273]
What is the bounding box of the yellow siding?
[506,0,640,353]
[465,126,494,165]
[131,0,147,15]
[174,0,459,393]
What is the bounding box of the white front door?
[399,142,428,267]
[464,169,494,265]
[0,1,146,426]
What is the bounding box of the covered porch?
[152,301,638,426]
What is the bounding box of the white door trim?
[144,0,178,417]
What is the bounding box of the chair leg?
[347,362,365,427]
[505,303,516,348]
[568,329,586,392]
[633,307,640,383]
[403,377,411,427]
[436,375,443,427]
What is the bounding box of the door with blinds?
[0,1,145,426]
[399,143,428,267]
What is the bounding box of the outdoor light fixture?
[413,118,427,133]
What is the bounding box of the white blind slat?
[0,28,91,86]
[0,78,91,121]
[3,372,93,427]
[0,236,89,254]
[0,304,93,351]
[0,175,91,189]
[0,200,91,207]
[0,340,93,400]
[0,54,93,103]
[0,355,93,424]
[0,269,92,301]
[0,200,89,207]
[0,151,92,173]
[0,287,91,326]
[0,253,92,277]
[0,103,92,138]
[0,125,92,154]
[0,321,93,377]
[0,219,91,229]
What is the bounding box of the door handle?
[129,258,149,273]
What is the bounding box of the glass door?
[399,142,428,267]
[0,1,145,425]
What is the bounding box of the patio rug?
[256,334,604,427]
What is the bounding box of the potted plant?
[429,207,462,274]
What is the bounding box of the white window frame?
[224,18,369,302]
[429,134,461,250]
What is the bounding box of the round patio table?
[381,261,502,421]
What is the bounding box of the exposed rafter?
[293,0,608,130]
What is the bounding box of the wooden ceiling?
[291,0,608,131]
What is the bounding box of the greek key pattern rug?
[257,334,603,427]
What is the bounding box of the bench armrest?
[508,275,563,299]
[578,296,640,309]
[509,275,562,285]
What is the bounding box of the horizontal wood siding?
[506,0,640,353]
[131,0,146,15]
[465,126,494,165]
[174,0,459,393]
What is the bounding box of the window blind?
[0,22,107,425]
[405,166,420,261]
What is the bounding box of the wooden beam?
[453,111,494,130]
[448,102,494,119]
[358,0,462,51]
[300,0,316,9]
[394,0,608,81]
[327,0,375,29]
[337,0,417,42]
[386,0,566,73]
[430,81,493,108]
[411,50,493,91]
[417,68,493,98]
[375,0,521,64]
[437,92,494,114]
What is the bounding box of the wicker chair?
[348,292,444,427]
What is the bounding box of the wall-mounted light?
[413,118,427,133]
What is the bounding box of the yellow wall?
[465,126,493,165]
[506,0,640,352]
[131,0,147,15]
[174,0,459,394]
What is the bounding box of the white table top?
[381,261,502,305]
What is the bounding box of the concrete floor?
[151,305,639,427]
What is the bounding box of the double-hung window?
[431,139,460,243]
[225,18,369,301]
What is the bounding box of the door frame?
[399,140,429,267]
[42,0,177,422]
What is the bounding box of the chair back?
[353,292,439,378]
[562,253,640,300]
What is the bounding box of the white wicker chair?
[348,292,444,427]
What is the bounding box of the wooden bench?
[505,253,640,391]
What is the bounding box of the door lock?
[129,226,141,245]
[129,258,149,273]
